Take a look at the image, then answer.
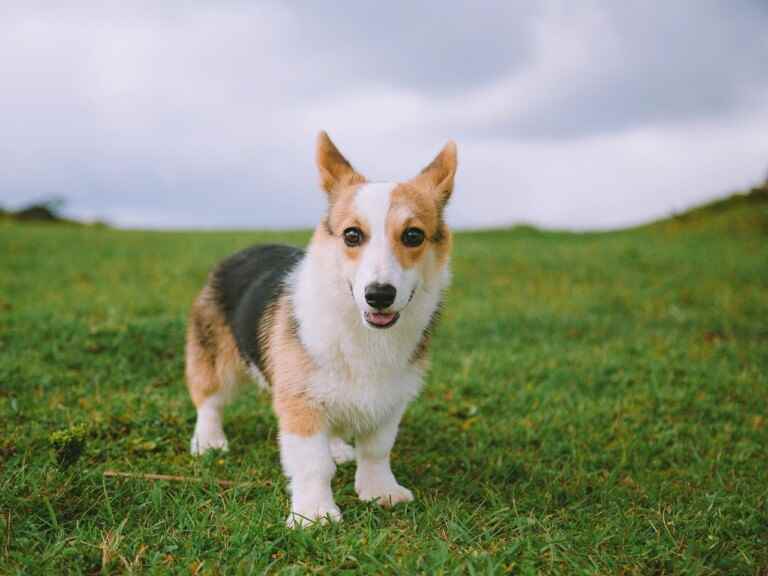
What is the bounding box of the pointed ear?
[410,140,458,207]
[316,131,365,198]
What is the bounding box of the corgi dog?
[185,132,457,526]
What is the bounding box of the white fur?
[247,363,270,391]
[281,431,341,526]
[329,436,356,464]
[190,392,229,454]
[355,405,414,505]
[350,183,420,317]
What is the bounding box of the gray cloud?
[0,1,767,230]
[497,0,768,139]
[285,1,539,93]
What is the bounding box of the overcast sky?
[2,1,767,230]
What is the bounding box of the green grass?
[1,192,767,574]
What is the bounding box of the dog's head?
[315,131,457,330]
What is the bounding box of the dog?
[185,132,457,526]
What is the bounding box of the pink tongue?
[368,312,395,326]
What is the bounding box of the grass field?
[1,190,767,574]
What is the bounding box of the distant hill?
[649,183,768,236]
[0,200,107,227]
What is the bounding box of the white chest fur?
[291,244,446,436]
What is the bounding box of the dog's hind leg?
[329,436,355,464]
[190,390,230,455]
[186,288,243,455]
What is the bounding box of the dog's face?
[316,132,456,330]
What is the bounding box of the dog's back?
[211,244,304,374]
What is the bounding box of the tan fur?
[316,131,366,201]
[385,141,457,269]
[409,140,458,208]
[316,132,371,264]
[388,183,442,269]
[325,187,369,263]
[410,309,441,367]
[186,284,322,437]
[318,134,456,271]
[185,286,245,407]
[265,295,323,437]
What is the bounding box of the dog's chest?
[307,332,423,435]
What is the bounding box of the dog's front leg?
[280,429,340,527]
[355,406,414,507]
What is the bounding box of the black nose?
[365,283,397,310]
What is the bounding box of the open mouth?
[364,311,400,329]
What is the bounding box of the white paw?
[356,481,414,507]
[190,431,229,455]
[329,437,355,464]
[286,503,342,528]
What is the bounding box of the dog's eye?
[402,227,425,247]
[343,227,364,247]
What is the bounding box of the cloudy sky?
[2,1,767,230]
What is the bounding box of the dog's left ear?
[316,131,366,200]
[410,141,458,208]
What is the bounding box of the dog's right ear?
[316,131,365,199]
